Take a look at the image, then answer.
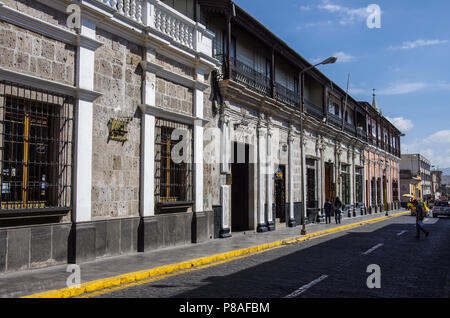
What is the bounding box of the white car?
[432,201,450,218]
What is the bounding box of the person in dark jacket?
[414,200,429,239]
[324,198,332,224]
[334,197,342,224]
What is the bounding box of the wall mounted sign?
[108,117,133,142]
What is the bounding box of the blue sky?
[233,0,450,169]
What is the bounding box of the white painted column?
[266,123,274,230]
[140,50,157,217]
[350,149,355,206]
[288,130,296,226]
[194,70,205,212]
[257,121,267,232]
[316,138,324,215]
[140,113,155,217]
[220,114,231,236]
[73,17,96,223]
[335,143,342,201]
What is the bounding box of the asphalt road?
[94,215,450,298]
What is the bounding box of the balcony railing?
[96,0,144,23]
[226,57,272,97]
[328,113,342,128]
[356,127,367,141]
[304,99,323,119]
[275,82,300,108]
[93,0,214,56]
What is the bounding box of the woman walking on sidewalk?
[334,197,342,224]
[324,198,332,224]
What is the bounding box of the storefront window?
[154,118,193,212]
[0,81,73,211]
[341,165,350,205]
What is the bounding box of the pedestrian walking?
[324,198,332,224]
[414,200,429,239]
[334,197,342,224]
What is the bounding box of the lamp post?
[300,56,337,235]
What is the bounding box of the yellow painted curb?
[22,210,409,298]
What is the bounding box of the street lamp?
[300,56,337,235]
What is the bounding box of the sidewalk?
[0,209,408,298]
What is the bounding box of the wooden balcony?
[275,82,300,109]
[226,57,272,97]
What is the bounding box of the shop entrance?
[325,162,335,205]
[274,165,286,223]
[231,142,250,231]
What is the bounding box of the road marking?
[362,243,384,255]
[397,230,407,236]
[284,275,328,298]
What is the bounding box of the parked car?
[432,201,450,218]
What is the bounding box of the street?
[89,215,450,298]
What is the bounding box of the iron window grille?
[306,158,317,209]
[371,177,376,206]
[355,167,364,203]
[154,118,193,210]
[0,81,74,211]
[392,180,399,201]
[341,165,351,205]
[376,177,382,204]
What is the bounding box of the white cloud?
[296,20,332,30]
[389,39,448,50]
[317,2,368,25]
[300,5,312,11]
[377,81,450,95]
[386,117,414,132]
[402,130,450,167]
[424,130,450,144]
[378,82,428,95]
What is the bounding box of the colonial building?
[400,154,432,201]
[0,0,402,274]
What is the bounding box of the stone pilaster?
[288,127,296,227]
[257,115,268,232]
[266,120,275,231]
[73,17,96,223]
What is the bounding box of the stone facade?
[0,20,75,86]
[91,28,142,219]
[155,77,193,116]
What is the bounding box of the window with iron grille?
[155,118,193,212]
[306,158,317,209]
[355,167,363,203]
[0,81,74,212]
[341,165,350,205]
[392,180,399,201]
[371,177,376,206]
[377,177,381,204]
